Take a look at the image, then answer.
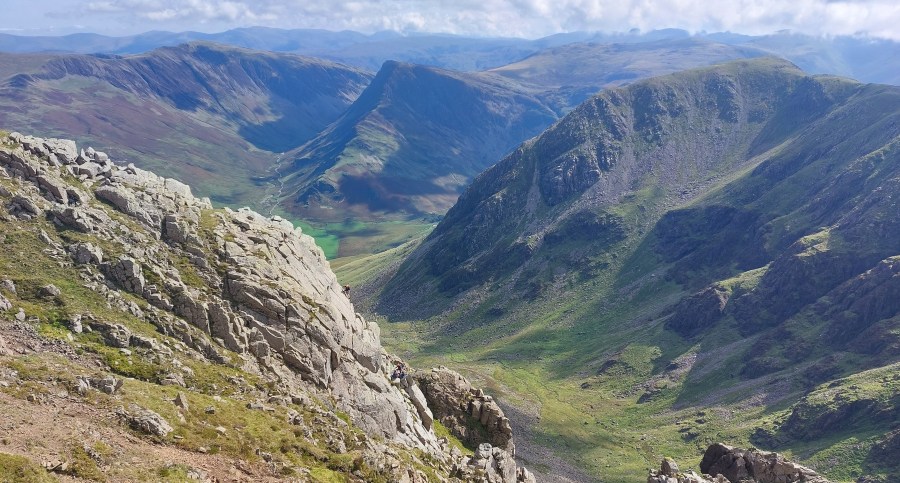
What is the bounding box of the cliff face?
[0,131,534,481]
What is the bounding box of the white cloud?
[37,0,900,39]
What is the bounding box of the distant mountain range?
[3,27,898,84]
[274,38,776,224]
[1,28,898,256]
[361,57,900,481]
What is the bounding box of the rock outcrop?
[419,366,516,454]
[649,444,831,483]
[0,131,535,481]
[701,443,829,482]
[0,131,437,447]
[665,286,729,338]
[451,443,536,483]
[118,404,174,438]
[648,456,723,483]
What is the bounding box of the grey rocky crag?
[419,366,516,454]
[648,443,830,483]
[452,442,536,483]
[0,130,532,481]
[648,456,722,483]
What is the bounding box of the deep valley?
[0,23,898,483]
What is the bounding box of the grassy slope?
[332,236,425,287]
[361,182,732,480]
[296,218,434,260]
[376,215,745,481]
[378,198,887,482]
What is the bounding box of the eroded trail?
[259,152,286,216]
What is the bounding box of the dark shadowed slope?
[0,42,371,205]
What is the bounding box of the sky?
[4,0,900,40]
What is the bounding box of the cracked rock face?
[0,131,441,454]
[209,207,439,448]
[0,131,546,482]
[419,366,516,454]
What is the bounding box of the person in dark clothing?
[391,362,406,381]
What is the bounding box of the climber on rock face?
[391,362,407,383]
[342,284,351,297]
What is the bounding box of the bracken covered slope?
[0,43,372,206]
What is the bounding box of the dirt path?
[0,382,282,482]
[259,152,287,217]
[0,320,280,482]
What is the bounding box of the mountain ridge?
[3,33,896,260]
[0,42,372,206]
[358,57,900,481]
[276,60,559,224]
[2,28,897,85]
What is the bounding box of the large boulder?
[99,323,133,349]
[0,293,11,311]
[95,184,159,227]
[648,457,721,483]
[452,443,536,483]
[8,194,41,219]
[37,174,69,204]
[119,405,173,438]
[105,257,146,295]
[405,383,434,430]
[69,242,104,265]
[42,138,77,164]
[49,207,96,232]
[700,443,829,483]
